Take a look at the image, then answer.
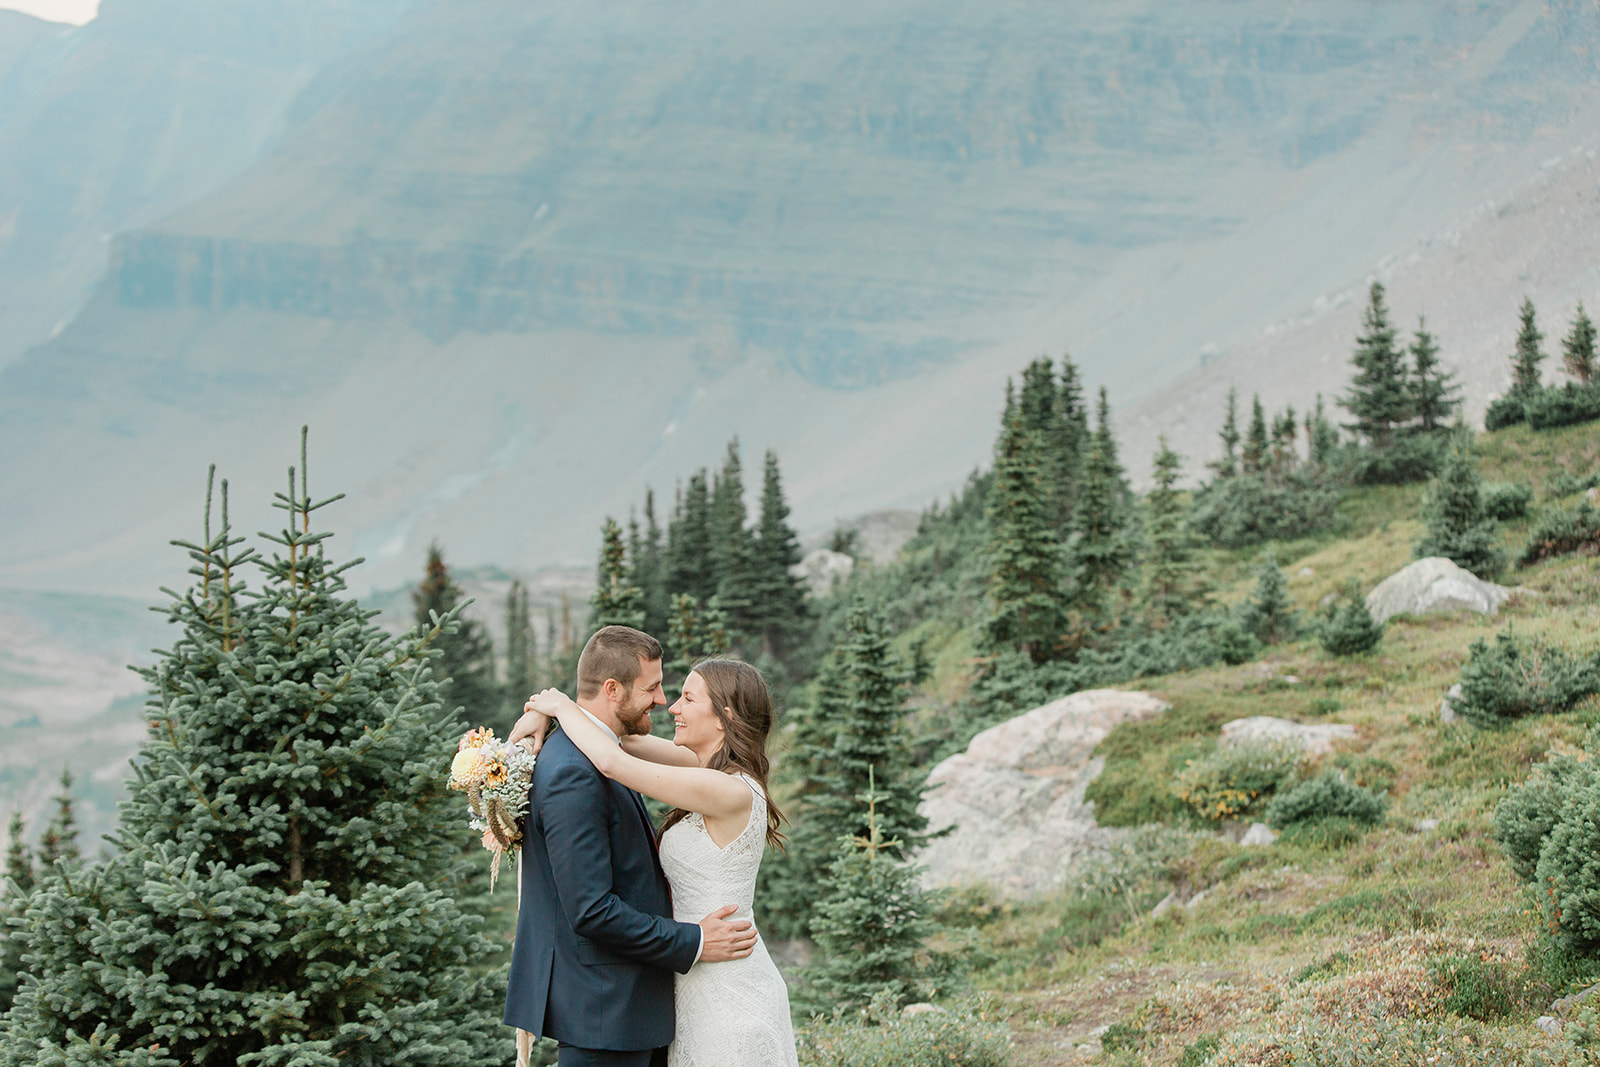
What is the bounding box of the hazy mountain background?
[2,0,1598,849]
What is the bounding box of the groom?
[504,625,757,1066]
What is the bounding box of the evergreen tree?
[748,451,809,662]
[412,543,498,729]
[664,593,732,696]
[3,812,32,896]
[1316,578,1385,657]
[765,601,927,941]
[1305,395,1339,467]
[0,447,502,1065]
[1415,428,1504,578]
[1237,549,1300,645]
[1052,356,1091,531]
[1142,438,1203,625]
[1340,281,1412,448]
[981,398,1070,663]
[667,470,716,607]
[1072,388,1134,622]
[1409,316,1461,432]
[1208,388,1241,479]
[1562,302,1597,386]
[1510,296,1547,397]
[635,489,669,639]
[34,768,80,868]
[802,773,935,1014]
[709,440,756,643]
[1242,394,1269,475]
[1270,406,1298,480]
[0,811,34,1012]
[503,579,535,714]
[590,517,646,630]
[1016,358,1063,528]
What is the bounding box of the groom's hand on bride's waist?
[698,904,757,963]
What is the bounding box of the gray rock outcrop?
[1364,557,1512,624]
[916,689,1169,899]
[1240,822,1279,847]
[1552,981,1600,1017]
[1440,682,1463,723]
[792,548,853,597]
[1220,716,1356,756]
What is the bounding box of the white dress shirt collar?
[576,703,623,746]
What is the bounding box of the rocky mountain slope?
[3,0,1598,601]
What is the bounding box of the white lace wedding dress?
[660,773,798,1067]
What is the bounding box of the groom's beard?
[617,699,655,737]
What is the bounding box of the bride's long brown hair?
[660,658,786,850]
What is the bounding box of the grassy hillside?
[927,421,1600,1064]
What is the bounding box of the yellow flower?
[450,748,487,788]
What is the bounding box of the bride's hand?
[529,687,577,717]
[509,699,554,754]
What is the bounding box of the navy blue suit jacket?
[503,728,701,1050]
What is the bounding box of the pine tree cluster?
[0,445,503,1066]
[1338,283,1462,482]
[598,441,809,683]
[1189,389,1343,548]
[761,600,930,944]
[1486,299,1600,432]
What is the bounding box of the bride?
[512,659,799,1067]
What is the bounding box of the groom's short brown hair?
[576,625,663,698]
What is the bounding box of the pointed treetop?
[1562,302,1597,386]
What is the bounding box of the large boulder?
[1220,716,1356,756]
[916,689,1169,899]
[1364,556,1513,624]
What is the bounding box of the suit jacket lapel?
[619,781,662,860]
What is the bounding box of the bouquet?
[448,727,537,890]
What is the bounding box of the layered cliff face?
[0,0,422,372]
[80,0,1595,390]
[2,0,1598,600]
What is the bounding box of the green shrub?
[1340,433,1442,485]
[1535,772,1600,955]
[1454,629,1600,728]
[1236,549,1300,646]
[1264,771,1386,830]
[1527,930,1600,997]
[1525,382,1600,430]
[1174,740,1302,823]
[1519,501,1600,567]
[1100,1020,1143,1053]
[1177,1034,1220,1067]
[1315,579,1384,657]
[1293,951,1353,983]
[1213,620,1261,666]
[1428,954,1531,1019]
[1187,471,1344,548]
[1481,481,1534,520]
[1492,755,1600,882]
[797,994,1011,1067]
[1485,393,1527,431]
[1549,471,1600,498]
